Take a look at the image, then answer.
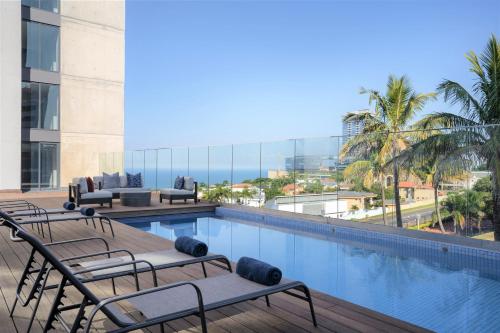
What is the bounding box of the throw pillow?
[78,177,88,194]
[119,175,128,188]
[102,172,120,189]
[126,172,142,188]
[183,176,195,191]
[86,177,94,192]
[174,176,184,189]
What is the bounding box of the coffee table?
[120,191,152,207]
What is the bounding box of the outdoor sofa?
[160,176,198,204]
[69,173,149,207]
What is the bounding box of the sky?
[125,0,500,150]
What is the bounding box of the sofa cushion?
[160,189,194,196]
[107,188,150,194]
[126,172,142,188]
[93,176,103,188]
[183,177,195,191]
[86,177,95,192]
[102,172,120,189]
[81,190,112,199]
[174,176,184,190]
[119,175,128,188]
[78,177,88,194]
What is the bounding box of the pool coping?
[220,204,500,254]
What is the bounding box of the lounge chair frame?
[12,207,114,241]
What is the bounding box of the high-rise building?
[0,0,124,191]
[342,109,369,144]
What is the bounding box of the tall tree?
[395,132,471,233]
[343,76,436,227]
[417,35,500,240]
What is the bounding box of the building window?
[21,0,59,14]
[22,82,59,130]
[22,20,59,72]
[21,142,59,190]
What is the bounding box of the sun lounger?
[0,214,232,332]
[10,210,114,241]
[1,214,317,333]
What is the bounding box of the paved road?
[357,206,435,227]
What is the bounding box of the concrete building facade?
[0,0,124,191]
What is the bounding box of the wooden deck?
[0,194,432,333]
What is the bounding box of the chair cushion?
[160,189,194,196]
[119,175,128,187]
[78,177,88,194]
[126,172,142,188]
[93,176,103,188]
[102,172,120,189]
[183,177,195,191]
[81,190,112,199]
[174,176,184,190]
[108,188,150,194]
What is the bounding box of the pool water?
[119,214,500,332]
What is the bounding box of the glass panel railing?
[232,143,261,206]
[208,145,232,203]
[99,124,499,242]
[157,148,172,189]
[144,149,157,190]
[188,146,209,199]
[260,139,295,211]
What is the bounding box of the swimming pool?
[118,208,500,332]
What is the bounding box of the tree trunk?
[380,173,387,225]
[392,136,403,227]
[492,161,500,241]
[434,186,445,233]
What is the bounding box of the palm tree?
[416,35,500,240]
[395,132,471,233]
[341,158,388,224]
[343,76,436,227]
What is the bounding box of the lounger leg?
[91,218,97,229]
[265,295,271,307]
[109,200,112,208]
[99,218,106,233]
[46,221,53,242]
[169,198,172,205]
[302,285,317,327]
[201,262,207,278]
[69,296,88,333]
[43,277,67,332]
[9,297,17,317]
[111,278,117,295]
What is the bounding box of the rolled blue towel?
[236,257,282,286]
[80,207,95,217]
[174,236,208,257]
[63,201,75,210]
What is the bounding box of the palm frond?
[436,80,484,122]
[414,112,479,130]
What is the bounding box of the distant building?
[267,169,289,179]
[342,109,370,144]
[264,191,376,217]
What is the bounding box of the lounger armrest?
[72,259,158,286]
[44,237,110,253]
[60,249,135,263]
[84,281,205,332]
